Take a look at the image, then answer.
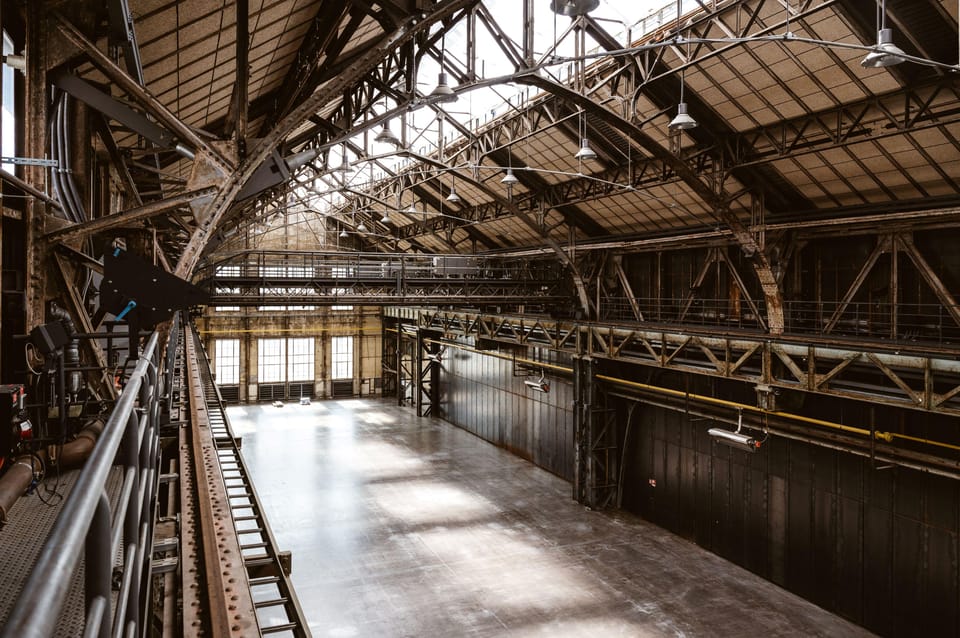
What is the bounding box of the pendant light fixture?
[375,123,401,146]
[668,3,698,131]
[430,34,458,103]
[550,0,599,16]
[333,144,352,173]
[861,0,906,68]
[574,138,597,162]
[380,210,392,224]
[446,176,461,203]
[501,168,519,186]
[573,26,597,163]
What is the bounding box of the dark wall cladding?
[437,342,574,481]
[622,400,960,637]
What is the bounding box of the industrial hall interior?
[0,0,959,635]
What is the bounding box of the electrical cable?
[24,342,42,376]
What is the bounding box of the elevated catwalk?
[231,399,873,637]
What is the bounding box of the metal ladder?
[190,328,310,637]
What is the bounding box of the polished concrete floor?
[229,399,872,638]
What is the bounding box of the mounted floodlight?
[374,123,401,146]
[669,102,698,130]
[524,372,550,393]
[574,138,597,161]
[550,0,599,16]
[429,72,457,103]
[861,28,906,68]
[426,352,442,362]
[501,168,519,186]
[708,410,762,452]
[708,427,760,452]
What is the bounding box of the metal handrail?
[2,315,178,638]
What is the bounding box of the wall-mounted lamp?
[707,409,763,452]
[524,372,550,393]
[707,427,760,452]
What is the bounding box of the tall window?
[214,339,240,384]
[2,31,17,175]
[287,338,315,381]
[257,338,285,382]
[331,336,353,379]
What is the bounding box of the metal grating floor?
[0,466,125,636]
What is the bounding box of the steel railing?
[2,313,179,638]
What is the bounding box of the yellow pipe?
[595,373,895,441]
[888,432,960,452]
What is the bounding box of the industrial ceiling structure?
[1,0,960,635]
[32,0,960,320]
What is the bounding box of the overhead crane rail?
[184,325,309,636]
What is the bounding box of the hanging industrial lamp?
[861,0,906,68]
[574,138,597,161]
[669,102,697,130]
[429,72,457,103]
[333,145,352,173]
[501,168,519,186]
[339,228,349,238]
[550,0,599,16]
[446,174,462,203]
[374,123,401,146]
[380,211,392,224]
[861,28,906,68]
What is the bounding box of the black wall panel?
[623,401,960,637]
[438,343,574,481]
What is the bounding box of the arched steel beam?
[174,0,482,279]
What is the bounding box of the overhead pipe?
[0,418,104,524]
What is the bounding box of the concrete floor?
[229,399,872,638]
